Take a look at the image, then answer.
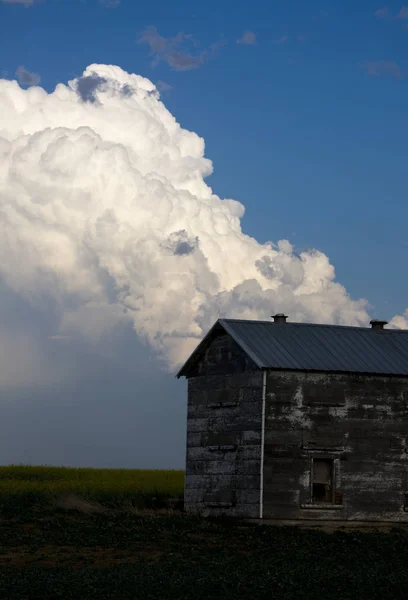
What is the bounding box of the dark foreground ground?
[1,504,408,600]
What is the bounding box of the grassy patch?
[0,465,184,513]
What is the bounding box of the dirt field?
[1,502,408,599]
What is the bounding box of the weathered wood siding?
[184,332,262,518]
[263,370,408,522]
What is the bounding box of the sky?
[0,0,407,469]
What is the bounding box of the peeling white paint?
[294,386,304,407]
[328,398,358,419]
[284,384,312,429]
[377,404,393,417]
[299,471,310,488]
[287,408,312,429]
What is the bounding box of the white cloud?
[0,64,406,374]
[389,309,408,329]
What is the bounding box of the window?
[312,458,334,504]
[301,457,343,509]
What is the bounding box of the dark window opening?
[207,388,239,408]
[215,389,231,404]
[312,458,334,503]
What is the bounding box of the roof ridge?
[219,318,408,333]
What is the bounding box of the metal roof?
[177,319,408,378]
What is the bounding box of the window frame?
[311,457,335,505]
[300,453,344,510]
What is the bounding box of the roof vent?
[370,319,388,331]
[272,313,288,324]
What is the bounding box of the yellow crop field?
[0,465,184,512]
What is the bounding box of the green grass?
[0,465,184,512]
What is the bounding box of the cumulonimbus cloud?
[0,64,406,370]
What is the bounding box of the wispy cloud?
[360,60,404,79]
[138,27,225,71]
[1,0,37,4]
[274,35,288,44]
[99,0,120,6]
[15,66,40,86]
[156,80,172,93]
[236,31,256,45]
[375,5,408,20]
[2,0,118,4]
[374,6,390,18]
[397,5,408,18]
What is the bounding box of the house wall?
[184,331,263,518]
[263,370,408,522]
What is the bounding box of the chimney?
[370,319,388,331]
[272,313,288,324]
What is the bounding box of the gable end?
[177,321,260,378]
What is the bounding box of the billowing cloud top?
[0,64,405,370]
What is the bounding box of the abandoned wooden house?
[177,314,408,523]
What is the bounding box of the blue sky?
[0,0,407,468]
